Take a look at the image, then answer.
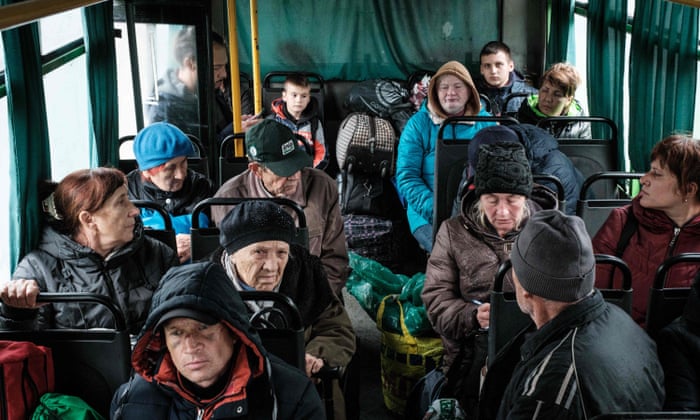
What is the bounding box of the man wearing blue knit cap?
[478,209,664,419]
[127,122,215,263]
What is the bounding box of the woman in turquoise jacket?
[396,60,495,252]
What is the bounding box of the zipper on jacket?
[667,226,681,256]
[196,408,204,420]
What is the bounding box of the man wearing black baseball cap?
[212,120,348,296]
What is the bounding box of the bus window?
[0,36,9,279]
[39,9,83,54]
[39,13,90,180]
[139,24,202,138]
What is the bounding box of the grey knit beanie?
[510,210,595,302]
[219,200,295,254]
[474,142,533,198]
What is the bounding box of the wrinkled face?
[480,193,527,237]
[536,80,573,116]
[282,84,311,118]
[437,74,469,116]
[143,156,188,192]
[230,240,290,291]
[164,319,235,388]
[212,43,228,93]
[638,159,684,212]
[480,51,514,88]
[251,163,301,197]
[90,185,139,251]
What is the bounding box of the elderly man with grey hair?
[479,210,664,419]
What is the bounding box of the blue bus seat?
[131,199,177,252]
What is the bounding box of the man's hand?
[241,114,263,132]
[176,233,192,263]
[305,353,325,380]
[0,279,42,308]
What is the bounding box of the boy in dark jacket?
[110,261,325,419]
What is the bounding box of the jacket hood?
[131,262,267,385]
[508,123,559,163]
[427,60,481,120]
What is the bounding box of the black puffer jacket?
[111,262,325,419]
[127,169,214,217]
[657,280,700,410]
[479,292,665,419]
[2,224,177,334]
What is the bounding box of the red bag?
[0,341,55,420]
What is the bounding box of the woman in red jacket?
[593,135,700,325]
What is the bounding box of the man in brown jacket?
[212,120,349,296]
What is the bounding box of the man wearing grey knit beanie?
[479,209,665,419]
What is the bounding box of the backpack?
[336,112,396,178]
[32,393,105,420]
[344,79,413,132]
[0,340,55,420]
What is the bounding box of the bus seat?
[262,71,325,123]
[0,293,131,418]
[433,116,519,241]
[190,197,308,262]
[218,133,249,186]
[537,116,620,199]
[576,172,643,238]
[489,255,634,366]
[533,173,566,212]
[131,199,177,252]
[590,412,700,419]
[646,253,700,338]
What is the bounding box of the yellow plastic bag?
[377,295,444,417]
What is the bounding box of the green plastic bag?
[346,252,435,336]
[32,393,105,420]
[346,252,405,319]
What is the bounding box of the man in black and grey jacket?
[479,210,664,419]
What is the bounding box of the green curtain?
[629,0,698,172]
[234,0,498,80]
[1,9,52,272]
[546,0,576,67]
[83,1,118,167]
[586,0,628,169]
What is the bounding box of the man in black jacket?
[479,210,664,419]
[110,261,325,419]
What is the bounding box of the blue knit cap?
[133,122,194,170]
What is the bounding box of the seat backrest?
[0,293,131,418]
[537,116,619,198]
[262,71,325,123]
[131,199,177,252]
[118,133,210,179]
[595,254,633,314]
[433,116,519,239]
[576,172,643,238]
[646,253,700,338]
[190,197,309,261]
[238,291,306,370]
[533,173,565,212]
[218,133,250,186]
[488,260,531,367]
[590,412,700,419]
